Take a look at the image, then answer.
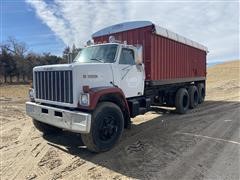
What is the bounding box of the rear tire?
[175,88,189,114]
[188,86,199,109]
[198,83,205,104]
[81,102,124,152]
[32,119,62,135]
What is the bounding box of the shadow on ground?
[42,100,240,179]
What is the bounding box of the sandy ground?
[0,61,239,180]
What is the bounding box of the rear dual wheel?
[175,84,205,114]
[188,86,199,109]
[198,83,205,104]
[175,88,190,114]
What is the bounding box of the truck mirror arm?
[110,81,118,88]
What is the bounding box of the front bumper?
[26,102,91,133]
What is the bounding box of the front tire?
[32,119,62,135]
[175,88,190,114]
[81,102,124,152]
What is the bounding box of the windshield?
[74,44,118,63]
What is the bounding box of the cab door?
[113,47,145,98]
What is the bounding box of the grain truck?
[26,21,208,152]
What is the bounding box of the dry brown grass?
[206,60,240,101]
[207,60,240,84]
[0,84,29,100]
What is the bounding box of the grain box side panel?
[150,33,206,81]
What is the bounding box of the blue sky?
[1,0,65,55]
[1,0,239,62]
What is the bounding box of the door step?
[127,97,151,117]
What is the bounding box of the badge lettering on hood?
[43,67,53,71]
[83,74,98,78]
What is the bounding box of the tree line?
[0,37,80,84]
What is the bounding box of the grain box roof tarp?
[92,21,208,52]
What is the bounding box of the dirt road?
[1,61,239,180]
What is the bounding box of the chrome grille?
[34,71,73,103]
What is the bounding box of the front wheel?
[81,102,124,152]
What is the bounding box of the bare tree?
[9,37,28,82]
[0,37,66,84]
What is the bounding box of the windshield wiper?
[90,58,104,63]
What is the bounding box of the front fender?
[78,86,129,113]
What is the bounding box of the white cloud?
[26,0,239,62]
[25,0,74,45]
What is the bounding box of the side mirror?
[135,44,143,65]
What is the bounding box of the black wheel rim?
[99,115,118,141]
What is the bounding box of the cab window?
[119,48,135,65]
[74,44,118,63]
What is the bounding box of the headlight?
[29,88,35,102]
[79,93,90,106]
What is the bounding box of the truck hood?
[33,63,114,107]
[71,63,114,88]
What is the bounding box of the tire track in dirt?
[161,108,240,180]
[50,158,86,180]
[1,111,52,179]
[67,100,239,179]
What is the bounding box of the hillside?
[207,60,240,101]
